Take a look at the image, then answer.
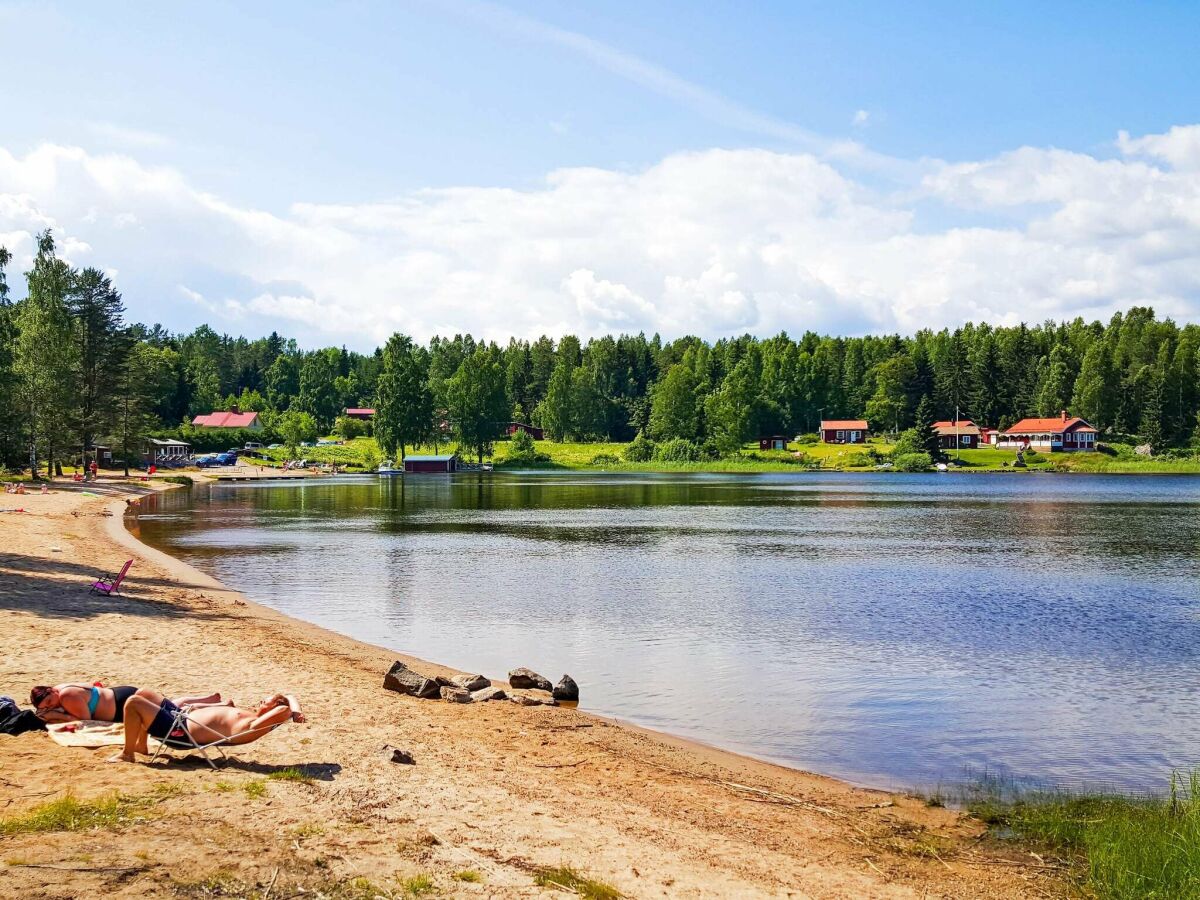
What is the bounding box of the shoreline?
[118,487,891,795]
[1,480,1052,897]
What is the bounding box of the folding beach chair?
[90,559,132,596]
[145,706,282,770]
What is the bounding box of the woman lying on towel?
[30,683,228,724]
[109,689,304,763]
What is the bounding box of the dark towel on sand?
[0,696,47,735]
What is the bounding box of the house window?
[849,431,859,442]
[837,430,845,441]
[962,436,971,444]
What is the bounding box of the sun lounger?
[90,559,132,596]
[145,706,282,769]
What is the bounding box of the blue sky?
[1,1,1198,347]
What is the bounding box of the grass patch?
[0,792,155,835]
[452,869,481,882]
[401,874,436,895]
[267,766,314,784]
[534,866,621,899]
[290,822,325,839]
[970,770,1200,900]
[210,780,236,793]
[242,780,267,799]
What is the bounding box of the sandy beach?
[0,480,1055,898]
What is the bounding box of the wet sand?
[0,480,1056,898]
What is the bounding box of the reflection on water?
[132,472,1200,792]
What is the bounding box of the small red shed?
[506,422,544,440]
[403,454,459,474]
[759,435,789,450]
[344,408,375,421]
[820,420,868,444]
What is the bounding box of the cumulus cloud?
[0,128,1199,349]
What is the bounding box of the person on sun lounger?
[109,689,304,763]
[30,683,229,724]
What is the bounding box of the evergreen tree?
[912,395,945,462]
[67,267,132,466]
[0,247,22,466]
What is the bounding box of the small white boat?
[377,460,403,477]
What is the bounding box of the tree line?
[2,232,1197,472]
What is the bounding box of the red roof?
[344,408,376,416]
[191,411,260,428]
[1003,415,1097,434]
[932,419,976,429]
[821,420,868,430]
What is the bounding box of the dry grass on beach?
[0,480,1057,898]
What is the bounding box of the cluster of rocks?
[383,661,579,707]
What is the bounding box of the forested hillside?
[2,231,1197,472]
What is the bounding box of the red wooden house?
[932,419,982,449]
[998,411,1098,452]
[506,422,544,440]
[403,454,459,473]
[820,420,868,444]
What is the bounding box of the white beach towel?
[46,720,168,750]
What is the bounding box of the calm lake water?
[132,472,1200,793]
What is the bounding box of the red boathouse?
[403,454,459,474]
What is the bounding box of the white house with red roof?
[191,407,264,430]
[998,410,1098,452]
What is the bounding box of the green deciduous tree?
[446,348,507,463]
[649,364,699,440]
[297,351,339,432]
[704,357,759,453]
[1071,341,1117,430]
[374,333,433,460]
[864,355,916,435]
[15,232,78,475]
[279,410,318,457]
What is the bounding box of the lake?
[132,471,1200,793]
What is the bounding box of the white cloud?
[853,109,870,127]
[0,128,1198,348]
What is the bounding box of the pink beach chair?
[90,559,132,596]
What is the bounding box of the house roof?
[192,411,260,428]
[1003,415,1097,434]
[345,408,375,415]
[147,438,191,446]
[405,454,457,462]
[933,420,982,437]
[821,420,868,430]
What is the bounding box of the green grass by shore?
[967,772,1200,900]
[236,435,1200,475]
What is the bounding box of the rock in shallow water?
[509,689,558,707]
[383,661,440,699]
[508,667,553,691]
[552,674,579,702]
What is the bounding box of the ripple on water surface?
[133,471,1200,792]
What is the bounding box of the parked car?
[267,443,282,449]
[214,453,238,466]
[244,442,264,450]
[195,455,219,468]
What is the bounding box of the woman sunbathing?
[109,689,304,763]
[30,683,227,724]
